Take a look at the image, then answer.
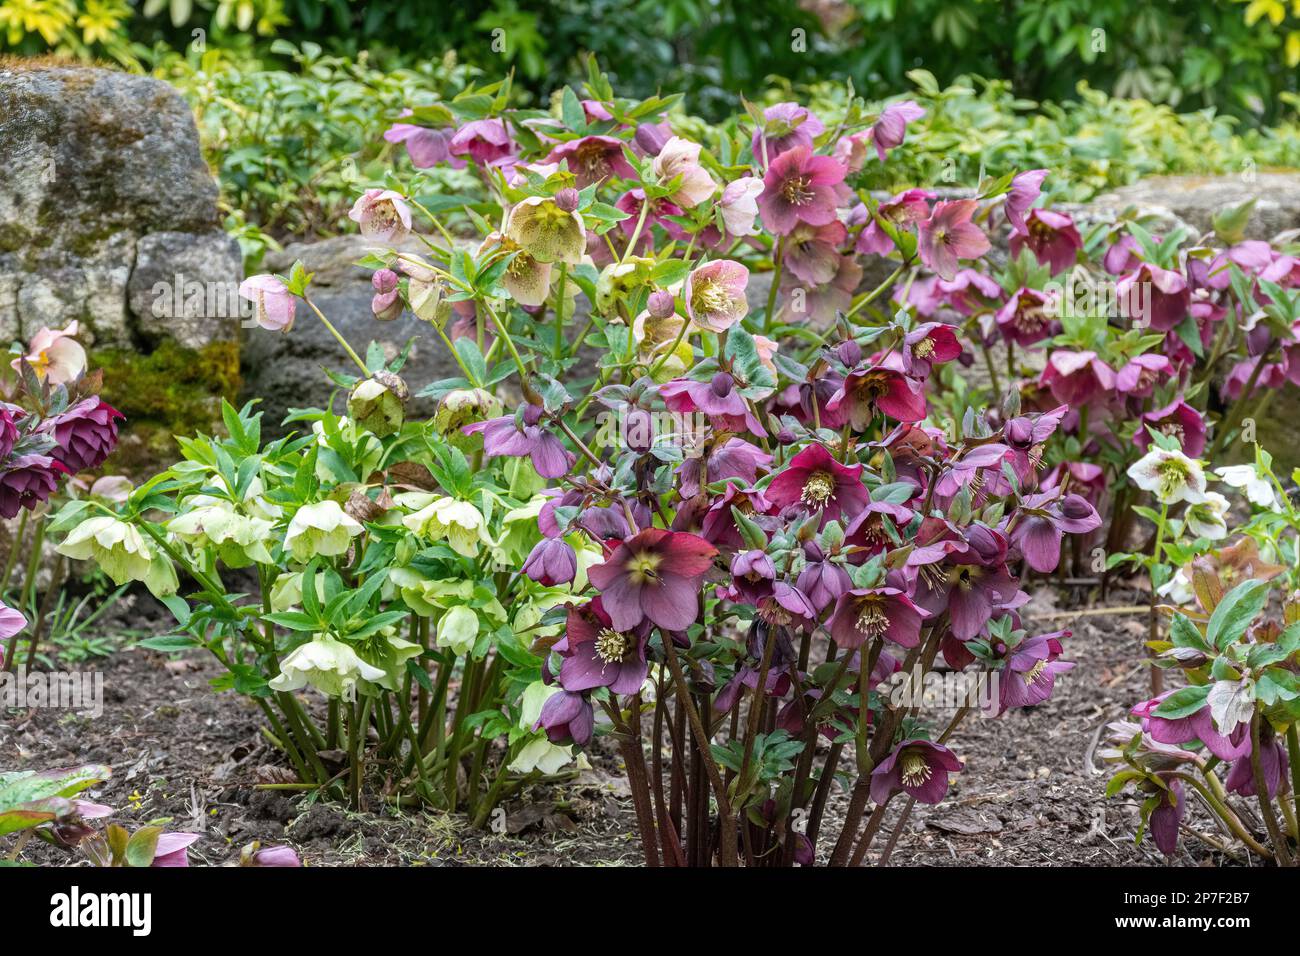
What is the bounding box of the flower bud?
[836,339,863,367]
[372,268,398,294]
[554,187,580,212]
[647,289,676,319]
[372,269,403,321]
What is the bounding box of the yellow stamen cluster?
[801,471,836,506]
[855,600,888,637]
[900,751,932,788]
[1021,659,1048,686]
[595,628,630,664]
[781,174,814,205]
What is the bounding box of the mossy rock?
[91,339,241,477]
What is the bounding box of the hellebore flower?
[869,100,925,161]
[684,259,749,332]
[1215,464,1279,510]
[720,177,765,236]
[269,635,385,701]
[523,536,578,586]
[449,118,515,166]
[827,365,927,428]
[726,549,777,604]
[1116,263,1189,332]
[38,397,124,473]
[1009,208,1082,274]
[1185,491,1230,540]
[995,631,1074,712]
[1136,694,1250,762]
[14,321,86,385]
[1226,734,1289,799]
[827,587,928,649]
[151,832,201,868]
[1011,492,1102,573]
[537,689,595,746]
[403,495,493,557]
[870,738,962,805]
[56,514,176,598]
[652,137,717,208]
[784,220,847,285]
[545,134,637,188]
[758,145,847,235]
[844,500,915,557]
[908,523,1018,641]
[370,268,402,321]
[555,598,650,695]
[1115,354,1173,398]
[348,374,406,437]
[937,269,1002,316]
[505,196,586,265]
[167,500,274,568]
[699,484,774,551]
[436,605,480,655]
[238,275,296,332]
[1039,350,1116,406]
[796,544,853,612]
[855,188,933,256]
[995,287,1058,347]
[902,322,961,378]
[778,254,862,324]
[1003,168,1049,233]
[245,845,302,867]
[765,442,871,525]
[1135,398,1206,458]
[463,404,576,479]
[587,528,717,632]
[384,113,463,169]
[750,102,825,161]
[0,406,17,459]
[660,372,766,437]
[285,500,364,561]
[348,188,412,243]
[0,454,64,520]
[1127,448,1207,506]
[1148,779,1185,857]
[917,199,990,281]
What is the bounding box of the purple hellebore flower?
[827,586,928,650]
[1003,168,1049,233]
[765,442,871,526]
[1134,694,1250,762]
[250,845,302,867]
[1009,208,1082,274]
[855,189,934,257]
[870,738,962,805]
[995,630,1074,712]
[660,372,766,437]
[902,322,962,378]
[842,500,915,557]
[1116,263,1190,332]
[918,200,991,281]
[995,287,1058,347]
[586,528,717,632]
[39,396,124,473]
[936,269,1002,317]
[796,543,853,612]
[545,134,637,189]
[384,113,464,169]
[555,597,651,696]
[678,437,772,500]
[0,405,18,459]
[1039,350,1117,406]
[1135,398,1207,458]
[1226,733,1289,799]
[462,404,575,479]
[523,536,578,586]
[1115,353,1173,398]
[371,268,403,321]
[449,118,516,167]
[784,220,848,285]
[1011,491,1102,573]
[728,549,776,604]
[751,102,825,162]
[908,521,1018,641]
[827,365,927,428]
[152,832,201,867]
[1150,778,1184,857]
[869,100,925,162]
[0,454,64,519]
[758,145,847,235]
[699,485,774,551]
[537,689,595,746]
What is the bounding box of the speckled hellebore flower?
[285,500,364,561]
[269,635,385,701]
[348,188,413,243]
[0,454,65,520]
[462,404,576,479]
[1009,208,1082,274]
[14,321,86,385]
[827,587,928,649]
[759,145,846,235]
[995,287,1058,347]
[652,136,717,208]
[684,259,749,332]
[555,597,651,695]
[765,442,871,525]
[1135,398,1206,457]
[1003,168,1048,233]
[505,196,586,265]
[995,631,1074,713]
[587,528,717,632]
[870,738,962,805]
[660,372,766,436]
[827,365,927,428]
[1126,448,1207,506]
[39,397,124,473]
[1010,491,1102,573]
[917,199,991,281]
[784,220,847,285]
[545,134,637,188]
[720,177,765,237]
[750,102,825,162]
[238,275,296,332]
[869,100,925,162]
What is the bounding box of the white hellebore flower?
[269,635,384,701]
[1185,491,1230,541]
[1156,568,1194,606]
[1127,448,1207,506]
[285,500,363,561]
[57,514,177,598]
[403,496,492,557]
[167,499,275,568]
[1214,464,1278,511]
[436,604,480,656]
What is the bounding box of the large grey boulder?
[1092,173,1300,240]
[0,64,242,473]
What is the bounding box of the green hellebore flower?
[347,372,408,438]
[402,496,492,557]
[436,605,480,656]
[57,514,178,599]
[268,635,385,701]
[285,500,364,562]
[505,196,586,265]
[167,500,275,569]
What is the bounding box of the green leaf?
[1206,578,1269,650]
[1151,684,1210,719]
[125,826,164,868]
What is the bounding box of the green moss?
[91,338,240,471]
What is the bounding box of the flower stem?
[303,293,369,375]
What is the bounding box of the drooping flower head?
[918,200,991,281]
[750,102,825,162]
[827,587,928,649]
[463,404,576,479]
[506,196,586,265]
[1009,208,1082,274]
[870,738,962,805]
[1003,168,1049,232]
[587,528,717,632]
[384,112,463,169]
[1135,398,1206,458]
[0,454,65,519]
[995,630,1073,713]
[652,137,717,209]
[684,259,749,332]
[348,188,413,244]
[14,322,86,385]
[449,118,516,167]
[238,275,296,332]
[869,100,925,162]
[720,177,765,237]
[39,397,124,473]
[855,189,933,256]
